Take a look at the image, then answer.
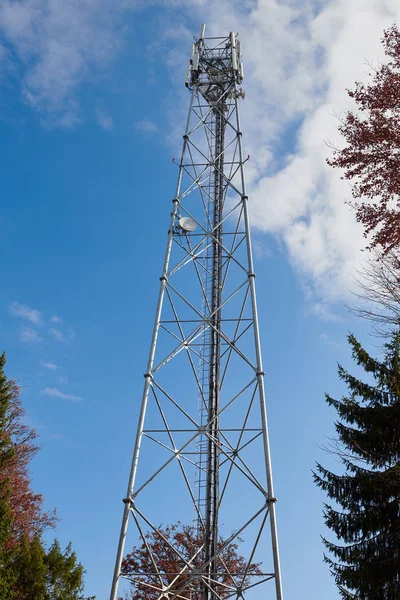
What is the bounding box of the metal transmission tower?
[110,24,283,600]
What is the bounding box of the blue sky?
[0,1,399,599]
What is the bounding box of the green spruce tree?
[14,534,46,600]
[45,539,85,600]
[314,333,400,599]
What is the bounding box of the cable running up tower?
[110,25,283,600]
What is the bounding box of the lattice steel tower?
[110,25,283,600]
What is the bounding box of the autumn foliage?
[328,25,400,254]
[120,523,261,600]
[1,380,57,548]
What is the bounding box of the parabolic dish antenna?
[178,217,197,232]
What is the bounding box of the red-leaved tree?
[120,523,262,600]
[0,366,57,548]
[328,25,400,254]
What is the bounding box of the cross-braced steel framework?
[110,25,283,600]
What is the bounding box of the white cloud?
[42,361,58,370]
[20,326,43,343]
[134,119,158,134]
[10,301,42,325]
[49,328,65,342]
[253,239,273,260]
[96,107,113,130]
[42,387,82,402]
[50,315,63,324]
[0,0,137,126]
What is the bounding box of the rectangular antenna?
[230,32,238,71]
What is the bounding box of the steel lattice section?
[110,25,283,600]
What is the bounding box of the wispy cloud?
[307,300,342,323]
[253,240,272,260]
[42,387,82,402]
[96,107,113,130]
[41,361,58,370]
[0,0,134,127]
[320,332,344,352]
[134,119,158,134]
[10,302,42,325]
[20,326,43,343]
[50,315,63,324]
[49,328,65,342]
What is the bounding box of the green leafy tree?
[314,333,400,599]
[13,536,89,600]
[13,534,46,600]
[45,539,85,600]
